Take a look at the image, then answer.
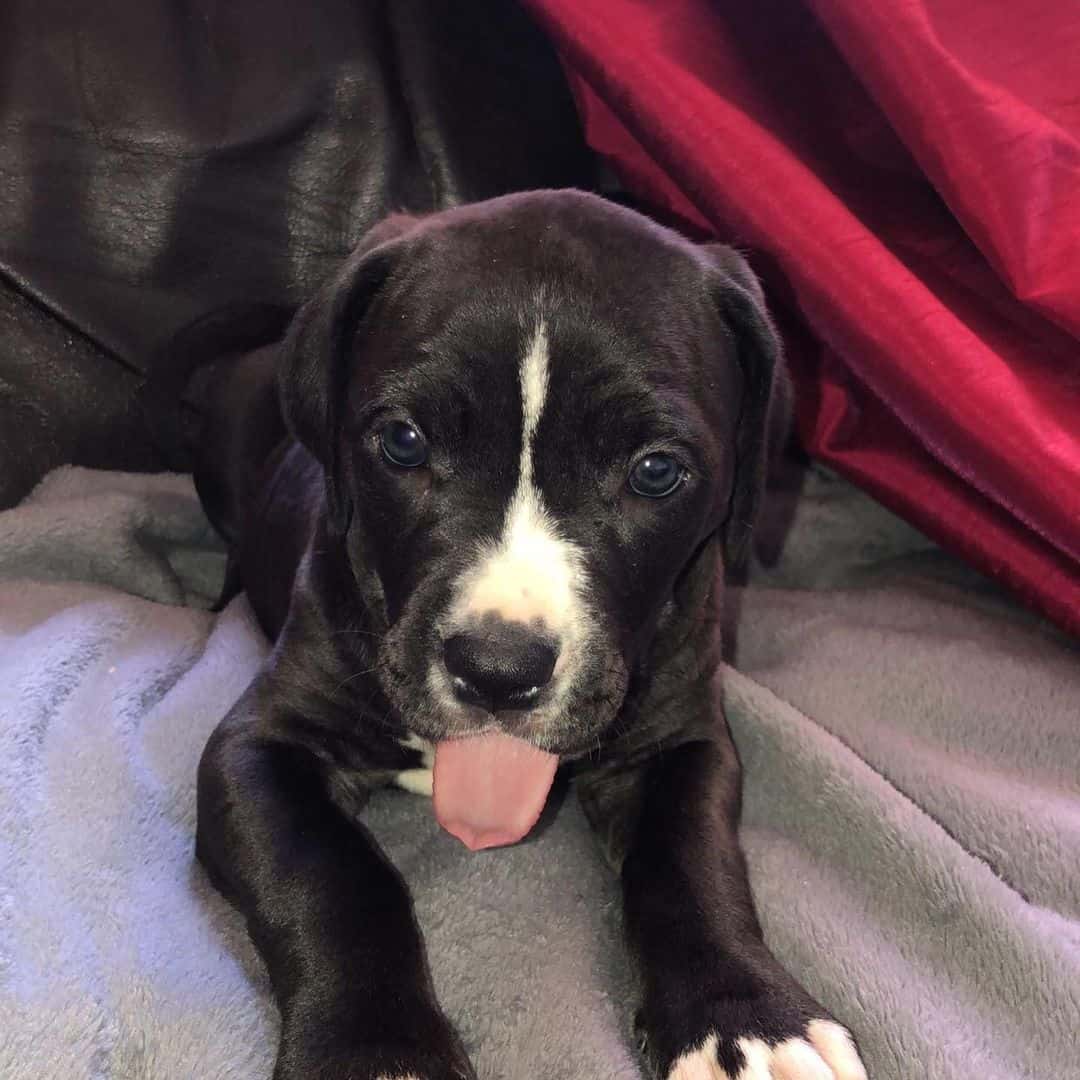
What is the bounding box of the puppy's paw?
[664,1020,866,1079]
[276,1023,477,1080]
[278,1055,473,1080]
[641,983,868,1080]
[375,1074,456,1080]
[371,1062,475,1080]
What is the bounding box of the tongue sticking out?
[433,733,559,851]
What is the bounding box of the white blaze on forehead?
[519,320,549,485]
[452,320,589,644]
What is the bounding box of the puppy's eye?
[628,453,683,498]
[379,420,428,468]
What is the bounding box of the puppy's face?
[283,192,782,756]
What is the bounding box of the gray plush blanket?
[0,464,1077,1080]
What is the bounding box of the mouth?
[399,625,617,851]
[431,730,561,851]
[425,658,564,741]
[419,660,583,851]
[416,638,621,760]
[448,674,545,711]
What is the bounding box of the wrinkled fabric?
[1,464,1077,1079]
[0,0,592,506]
[524,0,1080,636]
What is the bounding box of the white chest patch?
[394,733,434,798]
[448,320,591,662]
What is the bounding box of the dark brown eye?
[628,453,683,498]
[380,420,428,467]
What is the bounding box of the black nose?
[443,624,558,712]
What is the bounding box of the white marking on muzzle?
[449,320,591,668]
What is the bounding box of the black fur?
[189,190,848,1080]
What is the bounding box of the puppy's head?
[281,191,784,757]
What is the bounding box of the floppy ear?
[279,215,418,534]
[706,246,792,569]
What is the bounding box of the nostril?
[448,672,488,709]
[443,626,558,712]
[511,637,558,690]
[443,635,483,688]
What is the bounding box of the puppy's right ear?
[705,245,791,572]
[279,215,417,534]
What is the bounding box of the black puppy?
[190,190,867,1080]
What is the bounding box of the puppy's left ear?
[706,246,792,570]
[279,215,418,534]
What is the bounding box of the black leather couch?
[0,0,595,506]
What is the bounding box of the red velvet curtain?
[524,0,1080,636]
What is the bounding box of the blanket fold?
[0,465,1076,1079]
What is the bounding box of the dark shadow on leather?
[0,0,596,502]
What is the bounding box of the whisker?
[332,666,379,694]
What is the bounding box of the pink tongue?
[433,733,559,851]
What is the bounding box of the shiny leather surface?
[0,0,593,505]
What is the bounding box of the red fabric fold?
[525,0,1080,635]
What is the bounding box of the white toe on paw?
[665,1022,867,1080]
[805,1020,868,1080]
[666,1035,726,1080]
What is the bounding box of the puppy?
[189,190,867,1080]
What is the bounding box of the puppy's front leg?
[197,677,475,1080]
[579,722,867,1080]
